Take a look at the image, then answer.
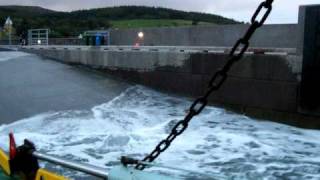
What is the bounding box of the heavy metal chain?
[136,0,274,170]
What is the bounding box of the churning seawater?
[0,86,320,180]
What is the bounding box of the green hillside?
[0,6,239,38]
[111,19,213,29]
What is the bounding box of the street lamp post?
[138,32,144,39]
[137,31,144,46]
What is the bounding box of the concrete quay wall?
[21,46,319,128]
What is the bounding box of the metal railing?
[33,152,108,179]
[20,45,296,55]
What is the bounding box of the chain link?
[136,0,274,170]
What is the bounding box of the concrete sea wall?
[21,46,320,128]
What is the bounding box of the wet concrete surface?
[0,51,129,124]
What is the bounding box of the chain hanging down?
[135,0,274,170]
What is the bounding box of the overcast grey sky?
[0,0,318,23]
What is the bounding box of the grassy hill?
[0,6,239,38]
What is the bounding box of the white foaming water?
[0,51,31,62]
[0,85,320,179]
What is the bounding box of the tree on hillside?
[16,18,30,38]
[0,6,239,38]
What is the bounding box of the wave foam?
[0,51,31,62]
[1,85,320,179]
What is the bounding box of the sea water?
[0,85,320,179]
[0,51,30,62]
